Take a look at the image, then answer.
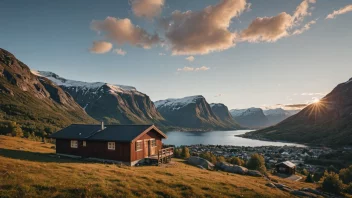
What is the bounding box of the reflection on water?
[163,130,305,147]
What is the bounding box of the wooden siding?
[56,139,130,162]
[130,129,163,162]
[55,128,165,163]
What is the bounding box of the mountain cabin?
[49,123,173,166]
[275,161,296,175]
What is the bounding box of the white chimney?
[101,121,104,130]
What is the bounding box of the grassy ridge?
[0,136,317,198]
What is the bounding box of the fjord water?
[163,130,305,147]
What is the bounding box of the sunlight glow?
[313,98,320,104]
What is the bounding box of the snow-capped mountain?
[230,108,269,129]
[33,71,165,125]
[155,96,239,130]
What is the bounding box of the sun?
[313,98,320,104]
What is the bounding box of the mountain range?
[229,108,300,129]
[33,71,167,126]
[0,48,96,135]
[155,96,241,131]
[243,78,352,146]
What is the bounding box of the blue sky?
[1,0,351,110]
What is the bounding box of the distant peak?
[154,95,205,108]
[31,70,137,92]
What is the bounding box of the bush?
[246,153,266,173]
[199,152,217,164]
[339,165,352,184]
[321,171,343,194]
[180,147,190,159]
[216,156,226,162]
[345,183,352,195]
[174,148,182,158]
[305,173,314,183]
[227,157,245,166]
[302,169,309,176]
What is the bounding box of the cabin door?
[144,140,150,157]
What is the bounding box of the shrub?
[216,156,226,162]
[339,165,352,184]
[246,153,266,173]
[305,173,314,183]
[345,183,352,195]
[302,169,309,176]
[321,171,343,194]
[180,147,190,159]
[227,157,245,166]
[199,152,217,164]
[173,148,182,158]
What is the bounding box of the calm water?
[163,130,305,147]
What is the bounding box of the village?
[183,144,337,173]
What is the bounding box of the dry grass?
[0,135,317,198]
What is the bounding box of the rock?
[291,190,317,197]
[187,156,214,170]
[300,188,323,196]
[265,182,277,188]
[215,162,248,174]
[247,170,263,177]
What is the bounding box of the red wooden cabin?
[49,123,170,166]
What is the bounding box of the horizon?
[1,0,351,110]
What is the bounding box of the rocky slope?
[155,96,239,130]
[210,103,241,129]
[0,48,96,135]
[33,71,166,125]
[230,108,269,129]
[243,78,352,146]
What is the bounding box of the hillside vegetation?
[0,136,317,198]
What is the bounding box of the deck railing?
[157,147,174,165]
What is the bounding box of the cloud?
[240,0,315,42]
[186,56,195,62]
[292,20,317,35]
[130,0,165,19]
[177,66,210,72]
[158,52,166,56]
[91,17,160,49]
[161,0,248,55]
[214,94,222,97]
[284,104,308,109]
[326,5,352,19]
[301,92,325,96]
[90,41,113,54]
[113,48,127,56]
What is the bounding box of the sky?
[0,0,351,110]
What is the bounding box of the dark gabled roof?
[49,124,167,142]
[49,124,102,140]
[276,161,296,168]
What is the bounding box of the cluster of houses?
[186,144,334,174]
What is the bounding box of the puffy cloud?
[130,0,165,19]
[240,13,292,42]
[90,41,113,54]
[240,0,315,42]
[326,5,352,19]
[186,56,195,62]
[91,17,160,49]
[158,52,166,56]
[113,48,127,56]
[177,66,210,72]
[301,92,325,96]
[161,0,248,55]
[284,104,308,109]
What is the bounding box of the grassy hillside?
[0,136,319,198]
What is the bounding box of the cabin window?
[136,140,142,151]
[108,142,115,150]
[151,139,156,147]
[83,141,87,147]
[70,140,78,148]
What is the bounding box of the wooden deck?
[148,147,174,165]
